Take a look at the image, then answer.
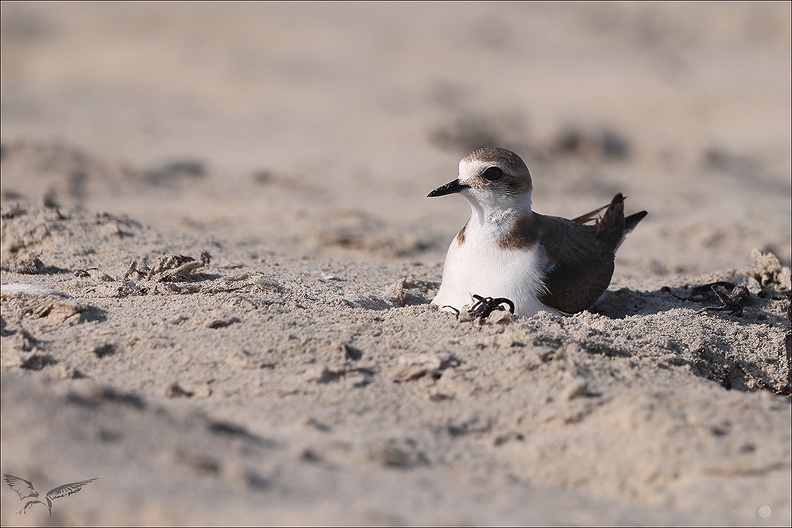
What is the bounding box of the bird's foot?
[468,294,515,319]
[440,305,460,317]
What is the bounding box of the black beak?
[427,179,469,198]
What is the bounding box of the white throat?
[462,189,533,231]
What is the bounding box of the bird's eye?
[483,167,503,181]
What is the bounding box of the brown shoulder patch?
[456,222,467,246]
[498,215,539,250]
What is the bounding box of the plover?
[3,473,97,516]
[428,147,646,317]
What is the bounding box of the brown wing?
[575,195,647,236]
[571,203,610,225]
[595,193,626,248]
[536,194,627,313]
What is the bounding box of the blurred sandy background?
[1,2,790,526]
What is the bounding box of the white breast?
[431,219,555,317]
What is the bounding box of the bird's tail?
[595,193,627,251]
[574,193,647,253]
[618,210,648,252]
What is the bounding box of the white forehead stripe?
[458,159,492,185]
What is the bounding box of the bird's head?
[428,147,533,218]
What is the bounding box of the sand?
[1,2,790,526]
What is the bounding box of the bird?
[3,473,97,516]
[428,147,647,317]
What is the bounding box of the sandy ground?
[1,2,790,526]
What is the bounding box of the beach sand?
[1,3,790,526]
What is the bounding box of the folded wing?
[538,194,646,313]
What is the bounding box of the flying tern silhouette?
[3,473,97,516]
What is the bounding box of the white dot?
[758,505,771,518]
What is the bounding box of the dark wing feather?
[625,210,647,233]
[46,478,97,501]
[536,194,628,313]
[573,195,647,234]
[571,203,610,225]
[3,473,39,500]
[594,193,626,249]
[573,194,648,253]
